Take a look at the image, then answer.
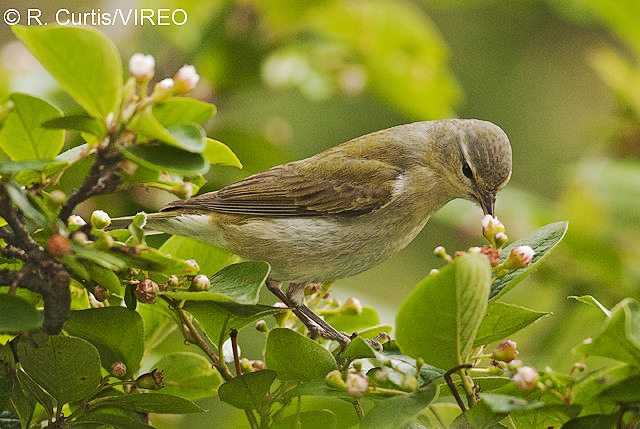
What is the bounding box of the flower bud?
[429,268,439,275]
[272,302,289,326]
[493,232,509,248]
[120,159,138,176]
[135,278,159,304]
[488,360,507,375]
[72,231,89,245]
[173,65,200,93]
[111,361,127,378]
[129,53,155,82]
[91,210,111,230]
[46,234,71,257]
[49,190,66,205]
[304,283,321,296]
[481,215,506,247]
[492,340,519,362]
[370,369,389,386]
[480,245,501,267]
[255,320,268,333]
[400,374,419,392]
[340,297,363,315]
[185,259,200,273]
[158,78,174,90]
[325,370,346,389]
[504,246,535,269]
[135,368,164,390]
[93,232,114,251]
[346,373,369,397]
[190,274,210,291]
[167,274,180,287]
[512,366,539,391]
[251,360,265,371]
[68,215,86,226]
[240,358,254,373]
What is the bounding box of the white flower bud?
[512,365,539,391]
[346,373,369,397]
[173,65,199,93]
[129,53,155,82]
[504,246,535,269]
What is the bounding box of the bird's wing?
[162,153,401,217]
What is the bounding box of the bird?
[115,119,512,347]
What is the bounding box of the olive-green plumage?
[131,119,512,283]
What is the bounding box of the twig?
[443,364,473,412]
[230,329,242,376]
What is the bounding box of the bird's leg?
[265,279,351,349]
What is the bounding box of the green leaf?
[325,306,380,333]
[204,138,243,169]
[597,374,640,402]
[41,115,106,137]
[273,410,337,429]
[0,93,63,161]
[490,222,568,300]
[64,307,144,377]
[85,262,122,294]
[0,160,67,176]
[265,328,337,381]
[282,380,353,400]
[159,235,238,276]
[94,392,204,414]
[152,98,216,126]
[129,107,206,153]
[218,370,277,410]
[183,301,284,347]
[474,301,550,346]
[165,123,207,153]
[561,414,617,429]
[4,183,48,227]
[480,393,545,414]
[149,352,223,400]
[396,253,491,369]
[12,26,122,119]
[568,295,612,317]
[75,412,154,429]
[341,336,377,364]
[574,298,640,367]
[209,261,270,304]
[572,364,638,404]
[17,335,102,405]
[0,294,43,332]
[360,384,437,429]
[117,143,209,176]
[15,370,55,419]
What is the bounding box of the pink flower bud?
[190,274,210,291]
[68,215,86,226]
[167,274,180,287]
[504,245,535,269]
[492,340,519,362]
[185,259,200,273]
[173,65,199,93]
[346,373,369,397]
[512,366,539,391]
[135,279,159,304]
[250,360,265,371]
[111,361,127,378]
[129,53,155,82]
[482,215,506,247]
[135,368,164,390]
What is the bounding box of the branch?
[59,146,123,223]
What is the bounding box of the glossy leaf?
[0,93,63,161]
[117,143,209,176]
[94,392,204,414]
[149,352,223,400]
[396,253,491,369]
[0,294,43,332]
[340,336,378,364]
[324,306,380,333]
[265,328,337,381]
[209,261,270,304]
[41,115,106,137]
[360,384,437,429]
[0,160,67,176]
[568,295,612,317]
[218,370,276,410]
[490,222,569,300]
[474,301,550,346]
[159,235,238,276]
[85,262,122,294]
[561,414,617,429]
[574,298,640,367]
[13,26,122,119]
[204,138,243,169]
[129,107,206,153]
[183,300,283,346]
[75,412,154,429]
[64,307,144,377]
[597,374,640,402]
[152,98,216,126]
[17,335,102,405]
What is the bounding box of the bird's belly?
[216,213,429,283]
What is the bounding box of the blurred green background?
[1,0,639,426]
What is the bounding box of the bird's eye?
[462,162,473,179]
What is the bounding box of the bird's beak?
[478,192,496,216]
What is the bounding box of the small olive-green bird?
[119,119,512,345]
